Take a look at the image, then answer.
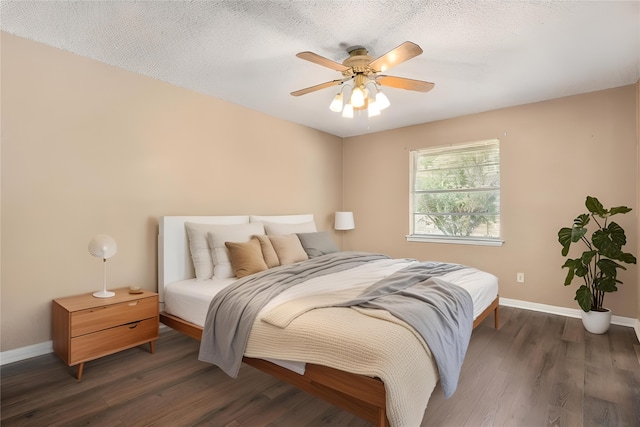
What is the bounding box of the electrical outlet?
[517,272,525,283]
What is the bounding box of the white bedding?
[164,258,498,326]
[164,256,498,427]
[164,277,235,326]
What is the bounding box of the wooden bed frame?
[157,215,499,427]
[160,298,498,427]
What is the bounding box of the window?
[408,139,503,246]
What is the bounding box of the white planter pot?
[580,308,612,334]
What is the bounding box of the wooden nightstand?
[52,288,159,381]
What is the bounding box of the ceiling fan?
[291,41,434,117]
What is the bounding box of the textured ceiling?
[1,1,638,137]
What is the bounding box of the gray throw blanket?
[198,251,390,376]
[336,261,473,398]
[199,252,473,399]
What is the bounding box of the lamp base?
[93,290,115,298]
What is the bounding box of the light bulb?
[342,103,354,118]
[329,92,343,112]
[376,91,390,110]
[368,100,381,117]
[350,87,365,108]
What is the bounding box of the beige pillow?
[255,235,280,268]
[225,238,268,278]
[207,222,265,279]
[268,234,309,265]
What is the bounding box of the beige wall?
[2,32,638,353]
[637,81,640,324]
[343,85,638,318]
[0,33,343,351]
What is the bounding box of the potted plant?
[557,196,636,334]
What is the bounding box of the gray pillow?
[296,231,339,258]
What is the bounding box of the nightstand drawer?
[70,317,158,364]
[71,296,158,337]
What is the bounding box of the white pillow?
[185,221,256,280]
[207,222,265,279]
[263,220,317,236]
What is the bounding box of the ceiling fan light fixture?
[368,101,381,117]
[342,103,354,118]
[350,86,365,108]
[375,90,390,110]
[329,91,344,112]
[367,87,380,117]
[292,42,432,120]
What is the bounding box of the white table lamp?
[334,212,355,230]
[88,234,117,298]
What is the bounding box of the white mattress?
[163,276,308,374]
[164,277,236,327]
[164,259,498,377]
[164,259,499,327]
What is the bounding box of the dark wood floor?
[2,306,639,427]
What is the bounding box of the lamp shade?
[350,87,365,108]
[334,212,355,230]
[342,103,354,118]
[375,91,390,110]
[89,234,117,298]
[88,234,117,259]
[329,92,344,112]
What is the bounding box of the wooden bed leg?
[494,305,499,329]
[377,408,389,427]
[76,362,84,382]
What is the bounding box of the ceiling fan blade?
[291,79,346,96]
[296,51,350,72]
[368,41,423,73]
[378,75,435,92]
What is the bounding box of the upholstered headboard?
[157,214,314,303]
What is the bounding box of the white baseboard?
[499,297,639,330]
[0,324,171,366]
[2,303,638,366]
[0,340,53,366]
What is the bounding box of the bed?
[158,215,499,427]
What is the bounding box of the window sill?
[406,235,504,247]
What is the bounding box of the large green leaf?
[586,196,607,217]
[558,226,587,256]
[597,258,623,278]
[575,285,593,312]
[619,252,637,264]
[563,268,575,286]
[574,259,589,277]
[558,227,573,256]
[596,276,619,293]
[580,250,596,265]
[592,222,626,256]
[561,258,582,285]
[606,222,627,246]
[573,213,590,228]
[610,205,632,216]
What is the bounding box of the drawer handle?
[128,322,140,329]
[128,301,139,307]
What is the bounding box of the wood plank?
[3,307,639,427]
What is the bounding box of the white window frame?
[407,139,504,246]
